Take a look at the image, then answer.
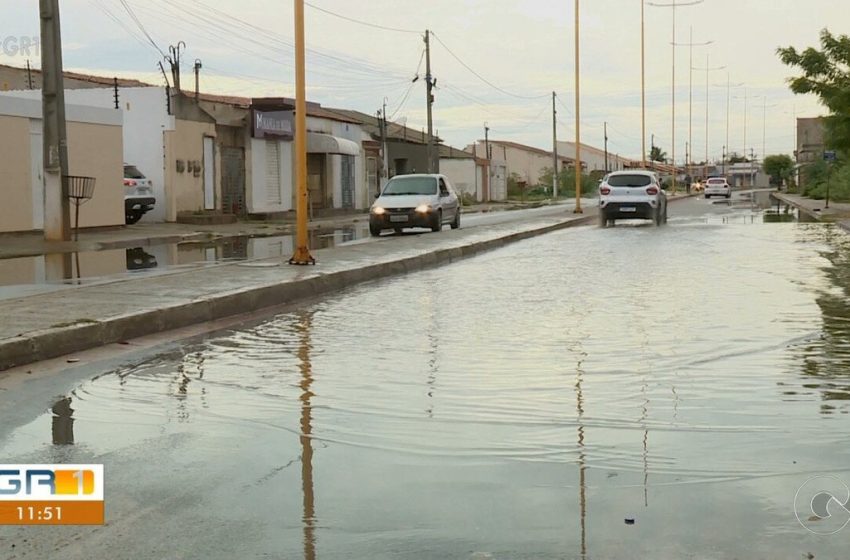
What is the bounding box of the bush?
[803,163,850,201]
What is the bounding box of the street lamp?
[648,0,705,193]
[574,0,582,213]
[716,74,744,175]
[671,26,712,180]
[692,54,725,179]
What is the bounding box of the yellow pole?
[290,0,315,265]
[641,0,646,168]
[574,0,582,213]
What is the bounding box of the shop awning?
[307,132,360,155]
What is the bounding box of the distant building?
[557,141,634,174]
[466,139,574,190]
[796,117,827,188]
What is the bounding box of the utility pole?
[193,59,202,101]
[692,54,725,179]
[484,123,491,202]
[673,28,712,181]
[40,0,71,242]
[552,91,559,198]
[574,0,582,213]
[289,0,314,265]
[424,30,435,173]
[604,121,609,172]
[113,77,119,110]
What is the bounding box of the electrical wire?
[430,32,550,101]
[304,1,420,34]
[117,0,167,58]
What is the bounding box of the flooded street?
[2,196,850,558]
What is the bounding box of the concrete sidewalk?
[0,207,597,372]
[0,200,563,260]
[772,192,850,223]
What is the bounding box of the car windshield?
[606,174,652,187]
[707,178,726,184]
[381,177,438,195]
[124,165,146,179]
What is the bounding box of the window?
[381,176,438,195]
[606,174,652,187]
[439,178,449,196]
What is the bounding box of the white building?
[439,145,486,202]
[557,141,633,173]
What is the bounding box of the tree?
[778,29,850,154]
[763,154,795,186]
[649,146,667,163]
[728,153,749,164]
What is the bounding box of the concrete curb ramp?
[0,212,596,372]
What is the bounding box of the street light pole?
[641,0,646,167]
[648,0,704,194]
[672,30,712,181]
[692,54,725,178]
[574,0,582,213]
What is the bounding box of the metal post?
[113,77,119,109]
[574,0,582,213]
[484,123,490,202]
[641,0,646,167]
[40,0,71,241]
[826,162,832,209]
[604,122,609,171]
[424,30,434,173]
[382,98,389,186]
[552,91,559,198]
[194,59,202,101]
[289,0,314,265]
[26,59,34,89]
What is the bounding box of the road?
[1,193,847,559]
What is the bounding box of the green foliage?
[763,154,796,186]
[459,192,477,206]
[727,153,749,164]
[537,166,598,198]
[802,163,850,202]
[778,29,850,155]
[649,146,667,162]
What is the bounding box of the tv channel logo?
[0,465,103,501]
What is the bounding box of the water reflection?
[51,397,75,445]
[296,311,317,560]
[126,247,158,271]
[798,228,850,412]
[575,364,587,559]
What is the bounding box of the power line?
[430,32,549,101]
[117,0,167,58]
[304,1,420,34]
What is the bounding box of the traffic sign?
[824,150,837,162]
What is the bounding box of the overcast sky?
[2,0,843,161]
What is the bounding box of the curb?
[0,212,596,372]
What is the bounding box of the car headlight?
[415,204,432,213]
[372,206,386,215]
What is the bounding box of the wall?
[67,120,124,228]
[557,141,630,172]
[0,114,33,232]
[2,87,174,222]
[0,94,124,233]
[440,158,477,199]
[331,120,366,209]
[164,119,217,220]
[387,140,429,177]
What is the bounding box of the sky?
[1,0,844,162]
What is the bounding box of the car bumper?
[600,202,658,219]
[125,197,156,213]
[370,211,435,230]
[705,189,730,196]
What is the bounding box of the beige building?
[557,141,634,173]
[466,140,576,189]
[0,94,123,233]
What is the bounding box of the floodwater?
[0,226,367,299]
[3,197,850,558]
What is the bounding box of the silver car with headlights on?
[370,174,461,236]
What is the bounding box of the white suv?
[704,177,731,199]
[598,170,667,227]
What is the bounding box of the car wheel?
[654,208,663,226]
[431,211,442,232]
[450,210,460,229]
[726,193,731,199]
[393,228,403,234]
[370,224,382,237]
[599,211,609,228]
[125,211,142,225]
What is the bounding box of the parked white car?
[123,164,156,224]
[704,177,732,199]
[370,174,461,236]
[598,170,667,227]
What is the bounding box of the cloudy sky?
[2,0,844,161]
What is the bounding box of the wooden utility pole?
[289,0,314,265]
[40,0,71,241]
